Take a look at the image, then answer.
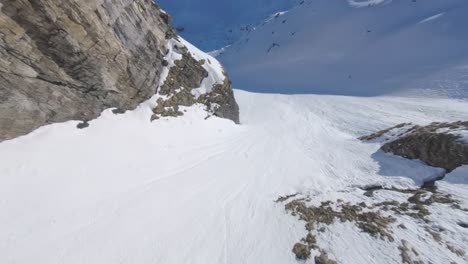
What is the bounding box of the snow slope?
[157,0,297,50]
[218,0,468,97]
[1,90,468,263]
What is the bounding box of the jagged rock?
[304,233,317,248]
[152,98,183,119]
[158,45,208,96]
[0,0,170,141]
[198,77,240,124]
[292,243,310,260]
[315,252,337,264]
[359,122,468,172]
[152,42,239,124]
[379,121,468,172]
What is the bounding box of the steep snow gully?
[1,90,468,263]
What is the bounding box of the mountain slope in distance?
[157,0,298,51]
[218,0,468,97]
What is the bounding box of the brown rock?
[315,252,337,264]
[381,122,468,172]
[154,44,239,124]
[292,243,310,260]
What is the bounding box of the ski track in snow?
[347,0,391,8]
[1,91,468,263]
[418,12,445,24]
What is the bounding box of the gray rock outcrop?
[361,121,468,172]
[0,0,239,141]
[381,122,468,172]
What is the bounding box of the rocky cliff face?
[0,0,239,141]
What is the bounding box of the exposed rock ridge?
[198,75,240,124]
[151,38,240,124]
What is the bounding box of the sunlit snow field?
[1,89,467,263]
[1,0,468,263]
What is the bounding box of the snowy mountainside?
[1,1,468,263]
[157,0,298,50]
[218,0,468,97]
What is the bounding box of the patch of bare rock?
[277,185,467,263]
